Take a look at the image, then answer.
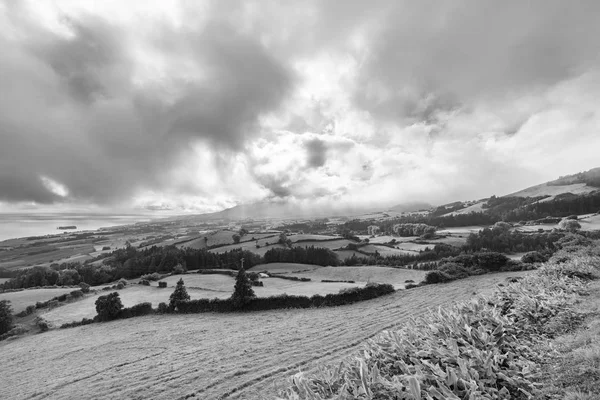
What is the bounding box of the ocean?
[0,213,163,241]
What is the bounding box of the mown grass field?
[0,271,531,400]
[0,287,77,313]
[288,266,427,289]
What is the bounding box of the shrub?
[139,279,150,286]
[70,290,84,299]
[25,305,36,315]
[169,278,190,310]
[158,281,167,288]
[141,273,162,281]
[57,294,68,302]
[119,302,153,319]
[157,302,169,313]
[116,282,125,290]
[102,246,111,250]
[438,262,471,279]
[231,267,256,309]
[0,300,14,335]
[118,278,128,286]
[405,283,419,289]
[47,300,59,308]
[559,219,582,232]
[95,292,123,321]
[35,317,49,332]
[173,264,186,274]
[424,270,453,284]
[79,282,91,293]
[35,301,46,309]
[522,251,548,264]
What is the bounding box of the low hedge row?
[321,279,356,283]
[176,283,394,313]
[269,274,311,282]
[59,302,154,329]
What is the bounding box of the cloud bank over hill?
[1,0,599,213]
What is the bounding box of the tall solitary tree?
[231,267,255,309]
[169,278,190,310]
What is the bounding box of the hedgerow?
[277,244,600,400]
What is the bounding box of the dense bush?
[438,262,471,279]
[0,300,14,335]
[79,282,91,293]
[158,282,167,288]
[140,272,163,281]
[95,292,123,321]
[522,251,549,264]
[157,302,169,313]
[139,279,150,286]
[269,274,311,282]
[118,302,153,319]
[424,270,453,284]
[35,316,49,332]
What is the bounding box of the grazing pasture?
[292,239,354,250]
[0,287,77,313]
[0,271,532,400]
[359,244,417,257]
[41,285,232,326]
[249,263,321,274]
[289,266,427,289]
[288,234,339,242]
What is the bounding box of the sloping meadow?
[278,243,600,399]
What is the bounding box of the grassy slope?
[0,287,77,313]
[0,271,530,400]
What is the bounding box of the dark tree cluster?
[263,246,340,266]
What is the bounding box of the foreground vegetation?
[277,242,600,399]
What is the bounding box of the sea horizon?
[0,212,170,242]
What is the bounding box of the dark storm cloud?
[0,6,294,205]
[305,138,327,168]
[166,23,294,150]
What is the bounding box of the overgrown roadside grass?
[276,243,600,400]
[535,279,600,400]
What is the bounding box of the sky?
[1,0,600,215]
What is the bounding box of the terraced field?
[0,271,531,400]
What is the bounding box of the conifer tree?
[169,278,190,310]
[231,267,255,309]
[0,300,14,335]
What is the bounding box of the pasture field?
[0,287,77,313]
[208,243,287,256]
[579,214,600,231]
[359,244,416,257]
[359,235,418,244]
[41,285,232,327]
[288,234,339,242]
[249,263,322,274]
[292,239,353,250]
[437,226,485,235]
[0,271,532,400]
[289,266,427,289]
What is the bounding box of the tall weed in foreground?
[278,245,600,400]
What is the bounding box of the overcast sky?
[1,0,600,214]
